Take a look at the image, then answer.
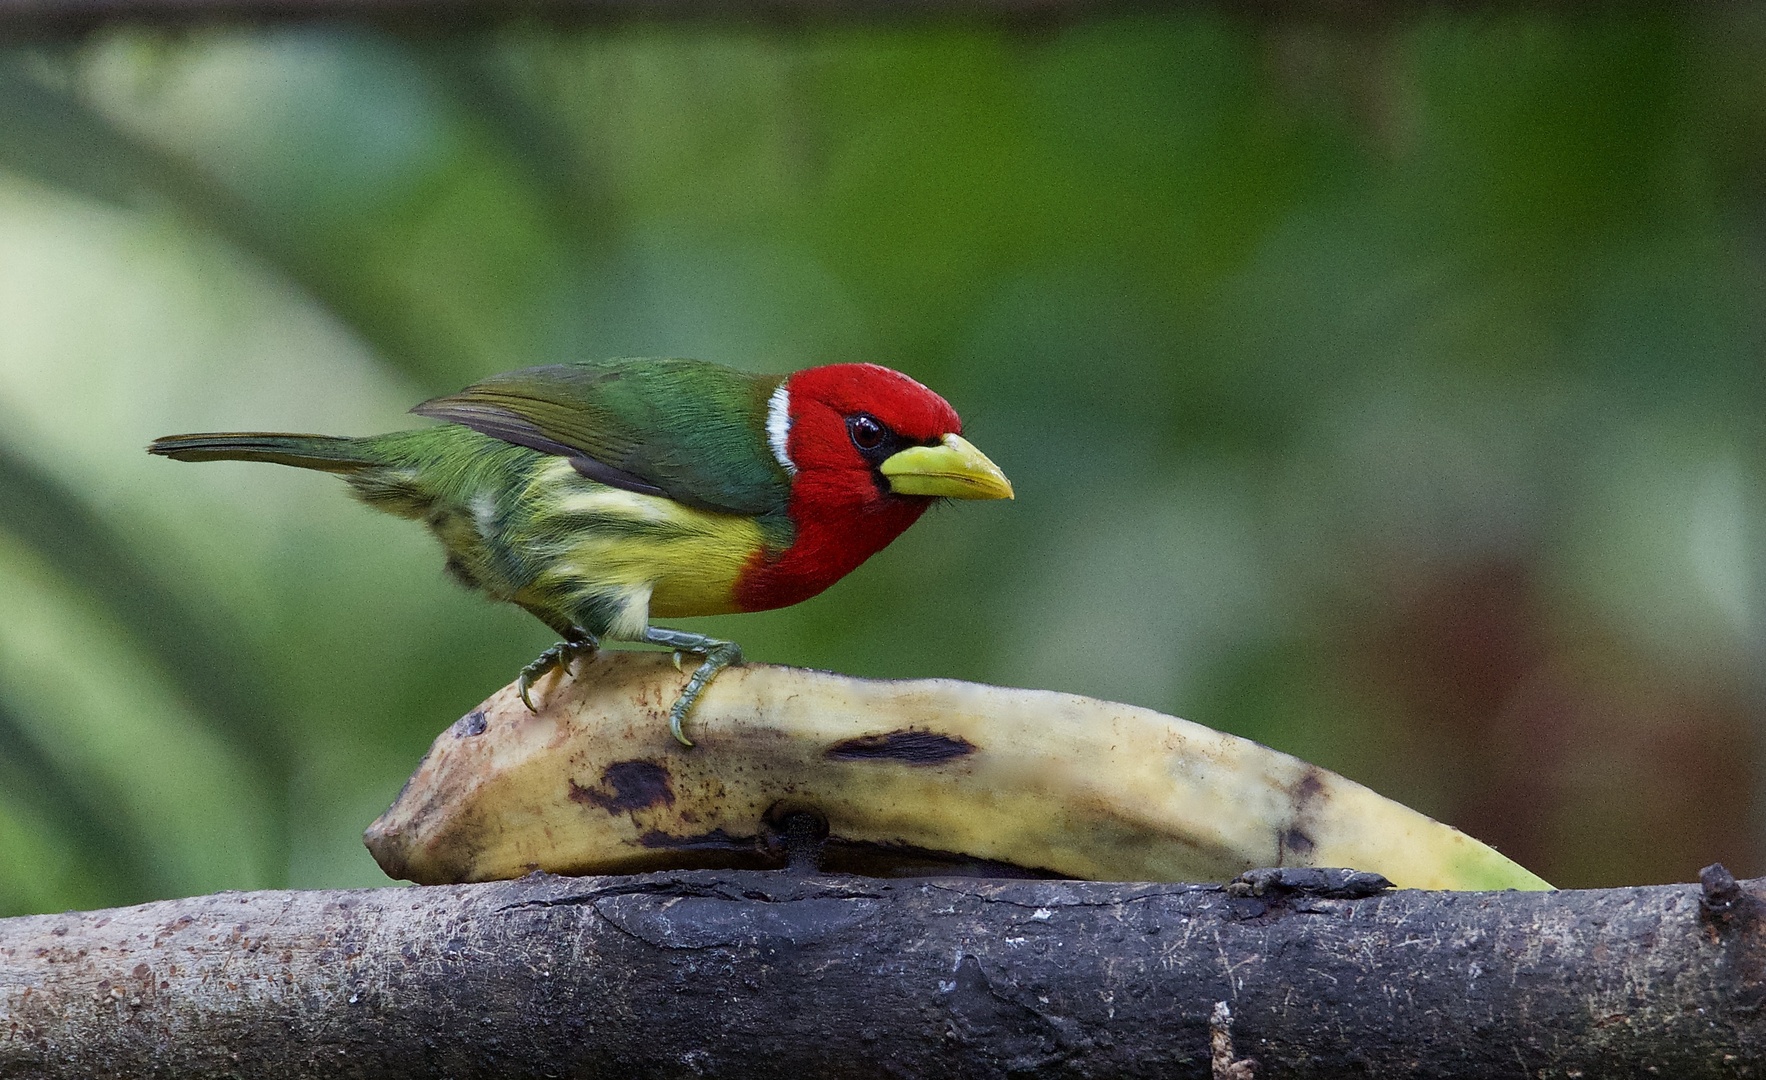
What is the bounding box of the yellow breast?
[518,460,771,638]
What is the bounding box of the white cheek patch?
[766,383,797,476]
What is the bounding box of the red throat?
[732,484,931,611]
[731,363,959,612]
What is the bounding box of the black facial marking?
[846,413,945,500]
[846,413,903,464]
[848,413,885,450]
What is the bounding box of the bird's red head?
[777,363,961,483]
[733,363,1012,612]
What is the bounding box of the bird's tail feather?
[147,432,377,473]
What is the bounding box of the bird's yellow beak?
[880,433,1014,500]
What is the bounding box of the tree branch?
[3,866,1761,1077]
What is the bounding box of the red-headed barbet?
[149,357,1013,746]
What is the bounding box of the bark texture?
[2,866,1762,1078]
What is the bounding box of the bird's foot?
[641,627,743,748]
[669,642,742,747]
[517,634,599,713]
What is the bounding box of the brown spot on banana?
[363,651,1554,890]
[568,761,675,814]
[825,730,976,764]
[1278,767,1327,862]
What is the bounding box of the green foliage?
[2,9,1764,910]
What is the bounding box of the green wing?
[412,357,790,517]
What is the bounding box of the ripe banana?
[365,651,1551,890]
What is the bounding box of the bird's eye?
[847,414,886,450]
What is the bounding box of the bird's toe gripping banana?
[516,634,599,713]
[639,627,743,747]
[366,652,1552,891]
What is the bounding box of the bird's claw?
[638,628,744,747]
[666,641,743,748]
[517,636,598,713]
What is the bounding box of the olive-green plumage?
[413,357,789,517]
[152,359,794,649]
[151,359,800,746]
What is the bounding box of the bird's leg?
[640,627,743,748]
[517,623,599,713]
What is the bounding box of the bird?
[149,357,1014,746]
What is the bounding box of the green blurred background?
[1,5,1763,914]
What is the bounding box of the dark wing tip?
[413,399,583,460]
[416,398,673,501]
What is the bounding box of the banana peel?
[365,652,1552,890]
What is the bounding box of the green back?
[413,357,789,517]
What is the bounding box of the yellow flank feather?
[518,459,770,637]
